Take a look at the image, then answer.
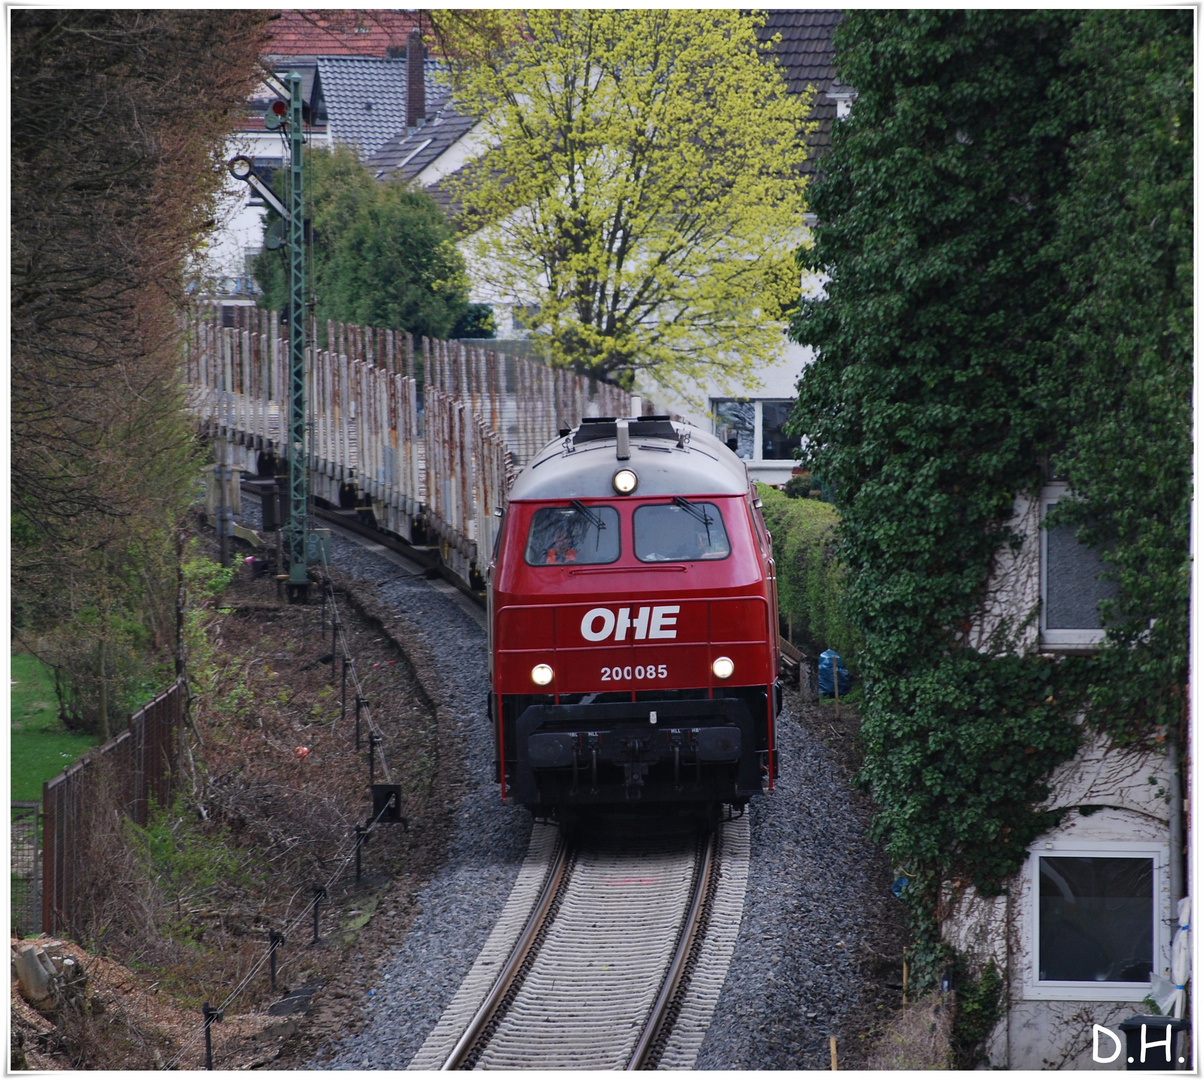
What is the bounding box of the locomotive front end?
[489,417,781,814]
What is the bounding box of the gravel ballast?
[300,525,906,1070]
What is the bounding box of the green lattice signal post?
[283,72,310,602]
[227,73,314,601]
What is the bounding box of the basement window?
[1026,841,1168,1001]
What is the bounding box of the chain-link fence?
[11,801,41,937]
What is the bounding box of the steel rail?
[440,835,572,1071]
[626,829,717,1070]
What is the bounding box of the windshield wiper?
[673,496,713,544]
[570,499,606,531]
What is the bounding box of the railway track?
[234,483,758,1069]
[434,822,718,1071]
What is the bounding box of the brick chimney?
[406,29,425,130]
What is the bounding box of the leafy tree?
[11,10,266,736]
[451,303,497,339]
[787,9,1190,932]
[426,9,526,63]
[445,9,815,397]
[253,144,470,342]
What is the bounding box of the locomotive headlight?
[712,656,735,680]
[531,663,554,686]
[612,468,639,495]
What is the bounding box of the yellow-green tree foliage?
[447,10,815,399]
[756,485,860,665]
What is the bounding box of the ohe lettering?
[581,605,680,642]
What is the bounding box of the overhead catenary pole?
[284,70,310,601]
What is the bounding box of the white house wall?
[634,338,813,487]
[941,486,1180,1069]
[202,126,333,289]
[969,491,1042,653]
[414,120,491,188]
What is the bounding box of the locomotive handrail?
[566,564,688,575]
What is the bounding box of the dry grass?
[865,992,954,1070]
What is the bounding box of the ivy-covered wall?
[788,9,1191,988]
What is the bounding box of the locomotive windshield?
[524,503,620,565]
[633,501,731,562]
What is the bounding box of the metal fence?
[184,304,660,579]
[11,802,40,937]
[41,680,182,938]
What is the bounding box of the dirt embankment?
[12,553,463,1071]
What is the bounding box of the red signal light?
[265,98,289,131]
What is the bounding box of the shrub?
[757,483,861,664]
[126,793,251,944]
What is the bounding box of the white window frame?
[1040,482,1111,649]
[1024,839,1169,1001]
[711,397,799,465]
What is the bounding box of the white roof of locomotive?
[508,417,751,501]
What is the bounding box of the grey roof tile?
[758,10,842,174]
[369,93,476,182]
[312,56,447,159]
[314,56,407,158]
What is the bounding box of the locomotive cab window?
[634,501,730,562]
[524,504,620,565]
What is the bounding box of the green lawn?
[10,653,100,802]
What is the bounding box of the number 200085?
[601,663,668,682]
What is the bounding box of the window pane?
[634,503,731,563]
[524,505,620,566]
[1045,511,1119,629]
[762,400,802,460]
[714,400,754,460]
[1038,856,1153,982]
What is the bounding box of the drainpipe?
[1168,722,1184,908]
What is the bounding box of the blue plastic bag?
[818,649,851,698]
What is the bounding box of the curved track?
[441,825,717,1071]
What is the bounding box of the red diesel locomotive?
[488,415,781,814]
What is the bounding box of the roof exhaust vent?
[615,419,630,460]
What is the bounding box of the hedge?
[756,483,861,668]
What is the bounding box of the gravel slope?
[304,527,906,1070]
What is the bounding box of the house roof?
[313,56,412,157]
[257,56,441,159]
[264,10,420,59]
[758,10,842,173]
[368,85,472,182]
